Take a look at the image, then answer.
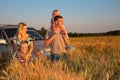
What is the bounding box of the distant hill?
[68,30,120,37]
[37,27,120,37]
[37,28,120,37]
[106,30,120,35]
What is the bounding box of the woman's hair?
[16,22,27,40]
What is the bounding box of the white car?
[0,25,51,60]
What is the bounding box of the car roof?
[0,25,35,30]
[0,25,17,29]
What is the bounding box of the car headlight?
[40,49,51,56]
[65,45,75,51]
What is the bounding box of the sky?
[0,0,120,33]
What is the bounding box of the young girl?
[51,9,60,26]
[51,9,67,36]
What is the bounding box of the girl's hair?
[16,22,27,40]
[52,9,59,16]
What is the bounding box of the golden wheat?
[0,36,120,80]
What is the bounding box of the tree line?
[37,27,120,37]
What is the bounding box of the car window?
[27,30,44,40]
[4,28,17,38]
[0,31,3,39]
[0,30,7,43]
[0,31,4,39]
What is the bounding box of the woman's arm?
[27,41,34,56]
[13,42,19,53]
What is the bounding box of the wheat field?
[0,36,120,80]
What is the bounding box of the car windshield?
[27,30,44,40]
[4,28,44,40]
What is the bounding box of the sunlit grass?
[0,36,120,80]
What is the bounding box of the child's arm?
[62,34,70,46]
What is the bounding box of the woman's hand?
[22,54,30,61]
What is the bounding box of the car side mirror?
[0,39,7,44]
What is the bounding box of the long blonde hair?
[16,22,27,41]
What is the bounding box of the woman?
[13,22,34,62]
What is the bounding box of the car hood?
[33,40,51,51]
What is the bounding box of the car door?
[0,30,12,59]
